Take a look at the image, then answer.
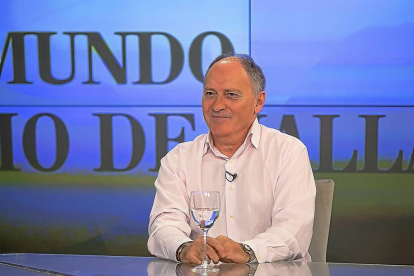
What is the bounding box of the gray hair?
[204,53,266,96]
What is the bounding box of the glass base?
[191,264,220,275]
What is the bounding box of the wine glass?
[190,191,220,274]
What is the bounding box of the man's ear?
[254,91,266,114]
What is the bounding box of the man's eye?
[227,92,238,98]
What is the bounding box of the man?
[148,53,315,264]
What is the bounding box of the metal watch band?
[176,241,191,262]
[240,243,257,263]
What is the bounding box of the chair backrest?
[308,179,335,262]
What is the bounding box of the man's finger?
[215,235,250,263]
[184,251,202,265]
[206,236,226,258]
[205,244,220,263]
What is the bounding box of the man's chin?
[209,129,232,139]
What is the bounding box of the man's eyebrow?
[203,86,216,91]
[224,88,242,93]
[203,87,242,93]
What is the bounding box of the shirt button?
[258,256,262,261]
[229,214,235,218]
[229,186,234,191]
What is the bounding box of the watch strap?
[176,241,191,262]
[240,243,257,263]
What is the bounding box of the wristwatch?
[176,241,191,262]
[240,243,257,263]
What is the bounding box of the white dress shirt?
[148,118,316,263]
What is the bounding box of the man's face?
[202,59,265,142]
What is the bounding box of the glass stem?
[202,230,208,267]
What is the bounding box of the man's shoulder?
[259,123,307,151]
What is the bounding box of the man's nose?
[212,95,226,112]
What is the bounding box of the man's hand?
[179,236,226,264]
[215,235,250,263]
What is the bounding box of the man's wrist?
[240,243,257,263]
[176,241,191,262]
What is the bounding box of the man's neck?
[211,131,249,158]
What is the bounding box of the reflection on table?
[148,258,313,276]
[0,254,413,276]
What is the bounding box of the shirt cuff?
[167,236,193,262]
[242,238,291,263]
[242,239,266,263]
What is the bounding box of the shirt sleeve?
[242,145,316,263]
[147,149,192,261]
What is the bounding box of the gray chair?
[308,179,335,262]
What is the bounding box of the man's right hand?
[179,236,226,264]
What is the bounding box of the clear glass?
[190,191,220,275]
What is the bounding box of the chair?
[308,179,335,262]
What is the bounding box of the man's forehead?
[212,57,243,69]
[206,58,245,78]
[204,58,251,89]
[217,57,241,64]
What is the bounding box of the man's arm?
[147,149,226,263]
[241,146,316,263]
[147,151,193,260]
[214,145,315,263]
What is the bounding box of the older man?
[148,53,315,264]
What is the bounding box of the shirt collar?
[203,131,214,156]
[203,118,261,156]
[250,117,260,149]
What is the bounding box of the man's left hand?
[215,235,250,263]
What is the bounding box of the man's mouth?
[210,115,231,124]
[211,115,230,120]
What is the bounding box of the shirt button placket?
[224,159,236,237]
